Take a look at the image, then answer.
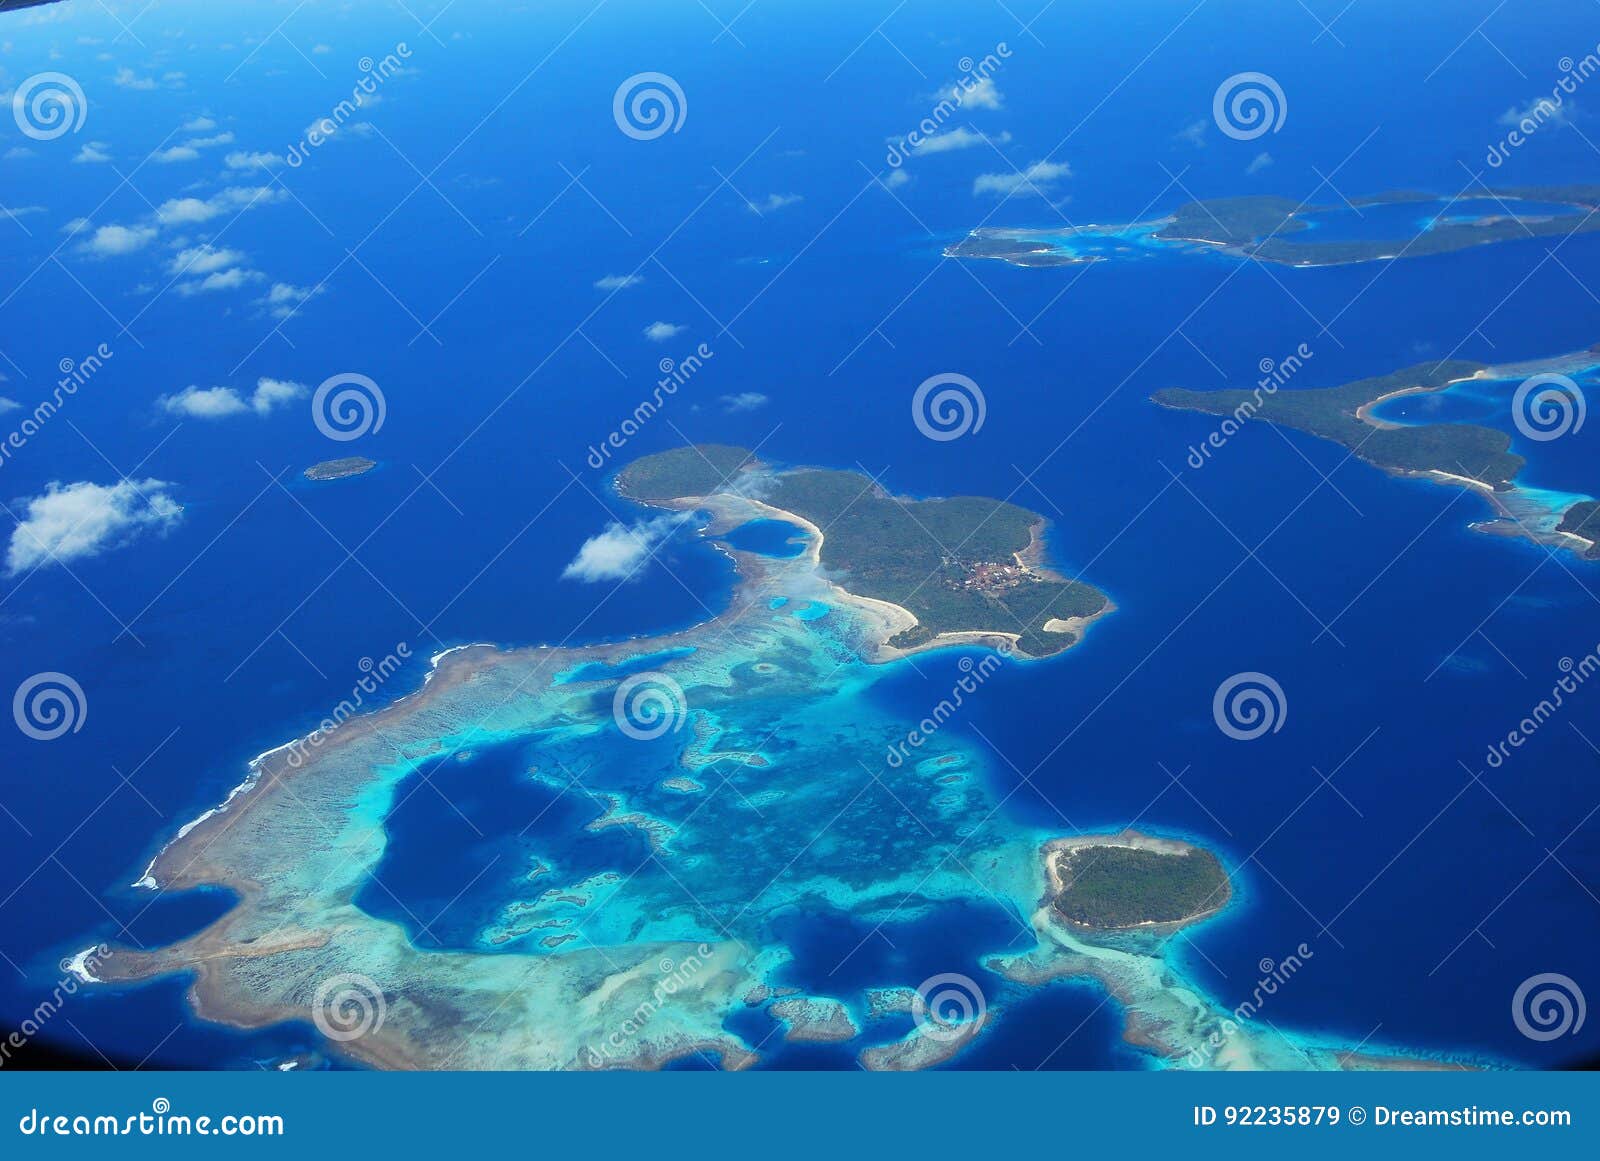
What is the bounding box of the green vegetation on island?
[1154,360,1528,487]
[1557,500,1600,558]
[618,446,1109,657]
[303,456,378,482]
[1051,843,1229,929]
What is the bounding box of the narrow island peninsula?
[947,185,1600,269]
[303,456,377,482]
[1154,349,1600,557]
[73,444,1463,1072]
[617,444,1111,658]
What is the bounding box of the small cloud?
[643,321,686,342]
[746,192,803,214]
[3,146,35,160]
[6,479,183,575]
[158,378,305,419]
[167,244,248,276]
[942,76,1002,110]
[1499,97,1571,127]
[1245,151,1273,175]
[81,224,157,257]
[61,217,92,236]
[0,398,19,414]
[224,150,281,170]
[112,67,157,91]
[720,392,769,413]
[256,282,323,319]
[152,145,200,163]
[908,127,1011,155]
[561,514,685,583]
[1176,119,1208,147]
[1,206,45,223]
[972,159,1071,198]
[73,141,112,164]
[156,185,285,227]
[882,169,911,188]
[186,132,235,149]
[313,44,332,55]
[175,267,264,295]
[595,273,643,291]
[182,116,217,131]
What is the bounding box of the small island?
[617,444,1111,658]
[303,456,377,482]
[1556,500,1600,559]
[1047,833,1230,930]
[947,186,1600,269]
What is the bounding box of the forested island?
[1048,835,1231,929]
[617,445,1110,657]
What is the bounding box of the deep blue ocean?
[3,0,1599,1070]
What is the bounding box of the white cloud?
[168,245,248,276]
[1,206,45,223]
[81,224,157,256]
[176,267,263,295]
[1245,151,1273,175]
[882,169,911,188]
[595,273,643,291]
[4,146,35,160]
[972,159,1071,198]
[1499,97,1571,127]
[1176,119,1208,147]
[0,398,18,414]
[911,127,1011,155]
[73,141,111,164]
[224,150,281,170]
[747,192,802,214]
[943,76,1002,110]
[643,321,686,342]
[6,479,183,575]
[256,282,323,319]
[156,185,286,226]
[182,116,217,131]
[561,514,684,583]
[186,131,234,149]
[61,217,92,236]
[720,392,769,413]
[112,67,156,91]
[152,145,200,163]
[158,377,305,419]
